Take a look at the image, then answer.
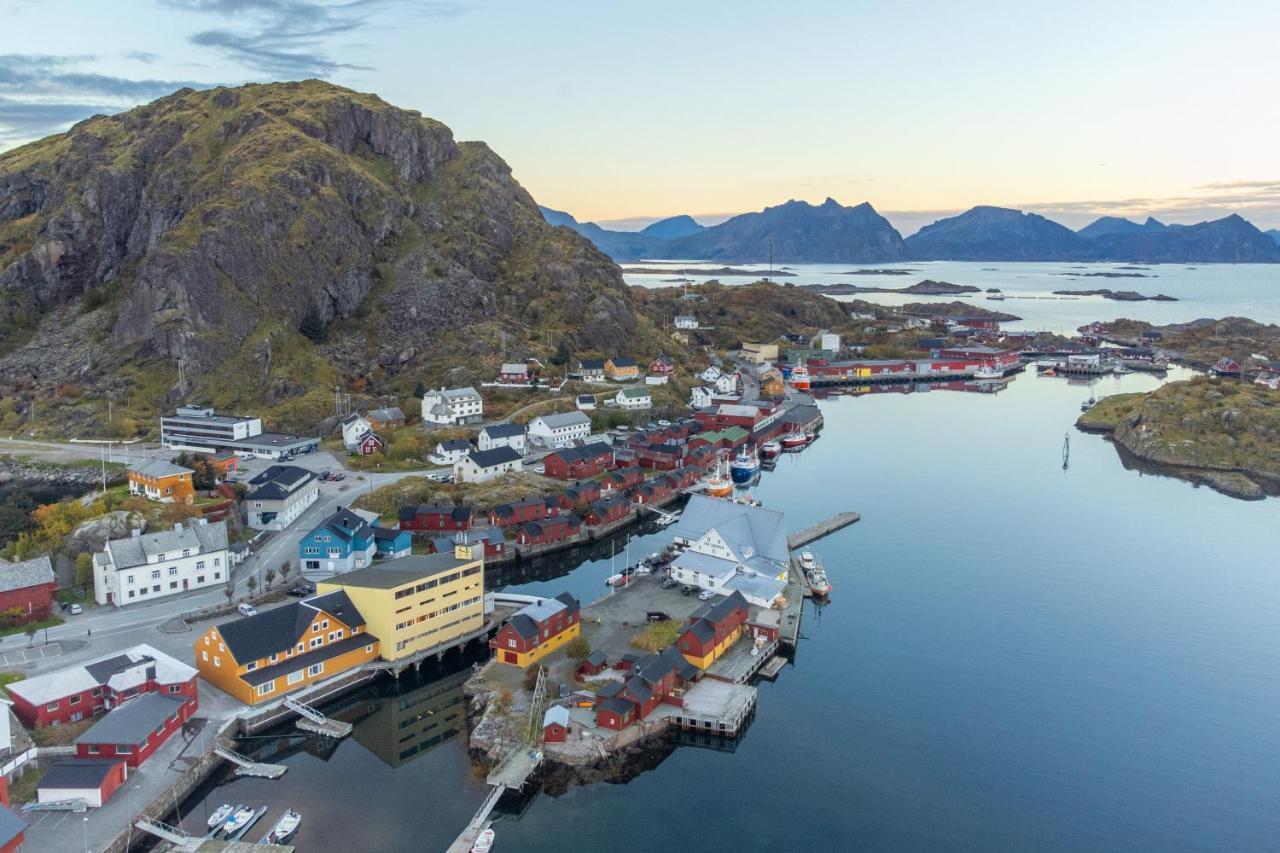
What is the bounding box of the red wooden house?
[543,705,570,743]
[356,432,386,456]
[490,592,581,667]
[633,443,682,471]
[398,504,472,533]
[0,777,24,851]
[0,556,56,622]
[601,467,645,493]
[678,591,750,669]
[8,644,198,729]
[35,759,128,809]
[576,650,608,678]
[429,528,506,560]
[668,465,703,490]
[1212,357,1242,376]
[583,496,630,527]
[594,647,698,731]
[649,356,675,375]
[556,482,602,511]
[631,477,674,505]
[517,514,582,546]
[73,691,196,769]
[488,499,547,528]
[542,443,613,480]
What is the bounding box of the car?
[697,589,717,601]
[332,472,346,481]
[69,603,83,615]
[533,465,545,475]
[288,581,317,596]
[657,419,671,427]
[661,577,678,589]
[680,584,695,596]
[318,471,331,481]
[646,611,671,623]
[237,603,259,616]
[558,683,570,699]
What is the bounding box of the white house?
[699,366,722,383]
[93,519,231,607]
[340,413,373,450]
[245,465,319,530]
[454,446,522,483]
[666,495,789,608]
[478,423,527,454]
[714,372,739,395]
[675,315,699,330]
[429,438,471,465]
[421,387,484,426]
[527,411,592,448]
[817,332,841,352]
[644,374,669,386]
[616,387,653,410]
[690,386,714,409]
[576,394,597,411]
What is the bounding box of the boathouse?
[399,504,472,533]
[678,592,750,669]
[491,592,581,667]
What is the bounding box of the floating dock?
[788,511,860,550]
[214,747,288,779]
[284,696,353,738]
[759,656,786,681]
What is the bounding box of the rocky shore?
[1052,288,1177,301]
[1077,378,1280,500]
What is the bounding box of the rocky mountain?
[1077,216,1170,240]
[0,81,659,434]
[537,206,660,259]
[904,205,1088,261]
[1266,229,1280,245]
[658,198,907,263]
[637,214,703,241]
[1086,214,1280,263]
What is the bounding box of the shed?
[37,759,128,808]
[576,650,608,677]
[543,705,570,743]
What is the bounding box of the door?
[182,579,189,590]
[503,651,518,664]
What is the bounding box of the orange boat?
[790,364,811,390]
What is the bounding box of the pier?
[788,511,860,549]
[283,696,353,738]
[213,746,288,779]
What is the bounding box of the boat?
[1080,397,1096,411]
[803,431,817,444]
[730,448,760,483]
[222,806,256,835]
[781,432,808,450]
[1043,367,1056,377]
[798,550,816,570]
[704,456,734,497]
[269,809,302,843]
[789,364,811,390]
[230,806,267,841]
[973,363,1005,380]
[471,828,496,853]
[760,440,782,459]
[207,804,234,829]
[605,573,633,588]
[800,551,830,597]
[986,293,1006,301]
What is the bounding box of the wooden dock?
[759,656,786,681]
[788,511,860,550]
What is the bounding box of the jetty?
[283,695,352,738]
[788,511,860,549]
[213,746,288,779]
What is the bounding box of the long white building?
[93,519,231,607]
[667,495,789,607]
[527,411,591,448]
[160,405,262,452]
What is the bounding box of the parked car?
[697,589,717,601]
[661,577,678,589]
[646,611,671,623]
[332,472,346,481]
[657,420,671,427]
[237,603,259,616]
[288,581,316,596]
[318,471,331,481]
[680,584,695,596]
[534,465,545,475]
[69,603,83,615]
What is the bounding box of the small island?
[838,268,919,276]
[622,266,797,277]
[1078,377,1280,500]
[800,278,981,296]
[1053,289,1177,301]
[1056,271,1153,278]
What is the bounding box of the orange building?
[195,592,379,705]
[127,460,196,504]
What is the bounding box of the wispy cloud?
[0,53,213,144]
[164,0,468,78]
[125,49,162,64]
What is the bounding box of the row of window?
[252,644,374,697]
[395,596,482,631]
[393,610,482,652]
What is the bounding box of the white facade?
[159,405,262,452]
[429,440,471,465]
[341,414,372,450]
[421,387,484,426]
[699,366,722,383]
[644,374,669,386]
[93,520,230,607]
[246,467,319,531]
[527,412,592,448]
[818,332,841,352]
[675,316,699,330]
[477,425,527,454]
[453,448,522,483]
[714,372,739,395]
[616,388,653,410]
[690,386,714,409]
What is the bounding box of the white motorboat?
[471,827,497,853]
[798,550,817,571]
[207,804,234,829]
[270,809,302,842]
[974,363,1005,380]
[222,806,256,834]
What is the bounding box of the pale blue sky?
[2,0,1278,232]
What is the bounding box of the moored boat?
[807,566,831,598]
[1080,397,1096,411]
[704,456,734,496]
[790,364,811,390]
[208,804,234,830]
[472,828,497,853]
[781,432,808,450]
[974,363,1005,380]
[223,806,256,835]
[269,809,302,843]
[760,440,782,459]
[730,447,761,482]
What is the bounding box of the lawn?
[0,615,64,639]
[31,716,96,746]
[630,620,681,652]
[8,766,45,804]
[0,671,24,697]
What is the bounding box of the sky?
[2,0,1279,235]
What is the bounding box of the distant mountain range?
[542,201,1280,264]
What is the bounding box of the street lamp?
[83,815,89,853]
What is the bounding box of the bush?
[522,665,543,691]
[563,635,591,662]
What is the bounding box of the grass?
[8,766,45,804]
[31,716,96,747]
[630,620,682,653]
[0,671,24,697]
[0,615,64,639]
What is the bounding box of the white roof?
[7,643,196,707]
[501,363,528,374]
[128,459,193,479]
[532,411,590,430]
[543,705,570,728]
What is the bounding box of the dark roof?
[248,465,314,490]
[620,653,644,664]
[241,633,377,686]
[583,650,607,667]
[482,423,525,438]
[548,443,612,463]
[684,618,716,645]
[610,357,638,367]
[76,693,186,746]
[595,680,624,699]
[217,592,365,664]
[38,759,123,790]
[553,591,580,613]
[622,675,653,705]
[702,590,749,623]
[315,507,372,542]
[579,359,606,370]
[0,803,22,847]
[371,526,406,541]
[85,653,154,684]
[467,446,523,469]
[598,696,636,716]
[327,553,475,590]
[492,498,545,517]
[507,613,540,640]
[407,504,472,521]
[440,438,471,451]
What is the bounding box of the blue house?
[299,507,376,573]
[372,525,412,560]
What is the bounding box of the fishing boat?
[790,364,811,390]
[704,456,733,497]
[730,447,760,483]
[803,431,817,444]
[269,810,302,843]
[781,432,808,450]
[973,363,1005,380]
[799,551,831,597]
[207,804,234,830]
[1080,397,1096,411]
[798,550,817,570]
[222,806,256,835]
[471,828,497,853]
[760,440,782,459]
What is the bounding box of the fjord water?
[625,260,1280,334]
[176,368,1280,852]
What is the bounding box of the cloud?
[164,0,468,77]
[125,50,162,63]
[0,54,211,146]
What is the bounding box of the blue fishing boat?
[730,447,760,483]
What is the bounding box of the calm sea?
[166,365,1280,852]
[624,260,1280,335]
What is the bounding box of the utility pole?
[768,237,774,282]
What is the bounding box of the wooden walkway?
[788,511,860,549]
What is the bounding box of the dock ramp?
[21,798,86,813]
[284,695,353,738]
[214,745,288,779]
[135,818,202,852]
[788,512,860,549]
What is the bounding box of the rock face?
[0,81,646,430]
[1083,214,1280,263]
[69,510,147,554]
[906,206,1088,261]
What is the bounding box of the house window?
[196,560,205,570]
[168,684,182,694]
[365,644,373,653]
[196,576,205,584]
[117,745,132,754]
[213,656,221,667]
[153,584,161,593]
[85,744,99,754]
[310,637,322,649]
[151,569,161,580]
[307,663,324,677]
[214,572,221,580]
[127,575,135,585]
[269,654,278,663]
[69,695,81,705]
[214,558,221,567]
[201,651,208,662]
[170,581,178,590]
[246,662,257,672]
[168,567,178,576]
[256,682,275,697]
[93,687,104,697]
[507,639,516,648]
[287,670,304,685]
[128,591,135,599]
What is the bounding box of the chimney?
[173,522,183,532]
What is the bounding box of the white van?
[237,603,258,617]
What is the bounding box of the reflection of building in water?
[351,666,470,768]
[813,378,1009,400]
